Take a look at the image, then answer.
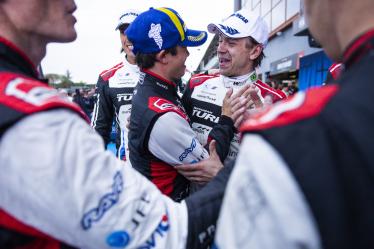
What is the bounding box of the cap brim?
[208,23,220,34]
[180,29,208,47]
[208,23,244,38]
[115,16,138,30]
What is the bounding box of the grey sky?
[42,0,233,84]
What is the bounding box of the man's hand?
[126,116,130,129]
[247,84,264,109]
[222,85,252,127]
[176,140,223,184]
[234,85,271,128]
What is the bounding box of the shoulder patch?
[328,63,343,80]
[0,72,88,122]
[99,62,123,81]
[240,85,339,132]
[148,97,189,121]
[188,73,219,89]
[254,80,287,102]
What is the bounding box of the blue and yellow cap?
[126,7,208,54]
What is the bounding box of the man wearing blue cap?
[126,7,247,201]
[91,9,141,163]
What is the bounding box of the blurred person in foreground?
[179,9,287,180]
[0,1,234,248]
[91,9,141,162]
[126,7,248,201]
[215,0,374,248]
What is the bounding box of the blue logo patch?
[230,13,249,23]
[106,231,130,248]
[219,24,239,35]
[81,171,124,230]
[179,139,197,161]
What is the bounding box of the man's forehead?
[218,33,245,42]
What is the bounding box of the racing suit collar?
[221,70,257,89]
[343,28,374,68]
[142,69,177,88]
[0,36,39,78]
[123,56,140,74]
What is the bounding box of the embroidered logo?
[148,23,163,49]
[229,13,249,23]
[187,32,206,42]
[219,24,239,35]
[81,172,124,230]
[179,139,197,161]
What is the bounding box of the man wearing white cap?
[91,9,141,162]
[179,9,286,177]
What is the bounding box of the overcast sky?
[42,0,233,84]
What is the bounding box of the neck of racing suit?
[123,55,140,74]
[220,70,258,89]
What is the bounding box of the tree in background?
[46,70,90,89]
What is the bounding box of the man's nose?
[217,42,227,53]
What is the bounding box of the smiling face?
[217,34,255,77]
[119,25,136,64]
[166,46,190,81]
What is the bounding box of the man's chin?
[219,68,231,77]
[54,31,77,43]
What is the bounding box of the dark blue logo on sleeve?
[179,139,197,161]
[81,171,124,230]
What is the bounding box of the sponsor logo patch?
[81,172,123,230]
[139,215,170,249]
[106,231,130,248]
[117,93,133,102]
[5,77,62,106]
[192,108,220,123]
[179,139,197,161]
[149,23,163,49]
[219,24,239,35]
[230,12,249,23]
[194,125,211,134]
[129,193,152,231]
[149,97,189,121]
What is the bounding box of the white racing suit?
[182,71,286,166]
[0,38,231,249]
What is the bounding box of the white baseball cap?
[208,9,269,46]
[115,9,142,30]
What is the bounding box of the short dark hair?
[245,36,265,68]
[135,46,178,69]
[118,23,130,34]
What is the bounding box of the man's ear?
[156,50,168,64]
[249,45,262,61]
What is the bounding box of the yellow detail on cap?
[187,32,206,42]
[157,7,185,41]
